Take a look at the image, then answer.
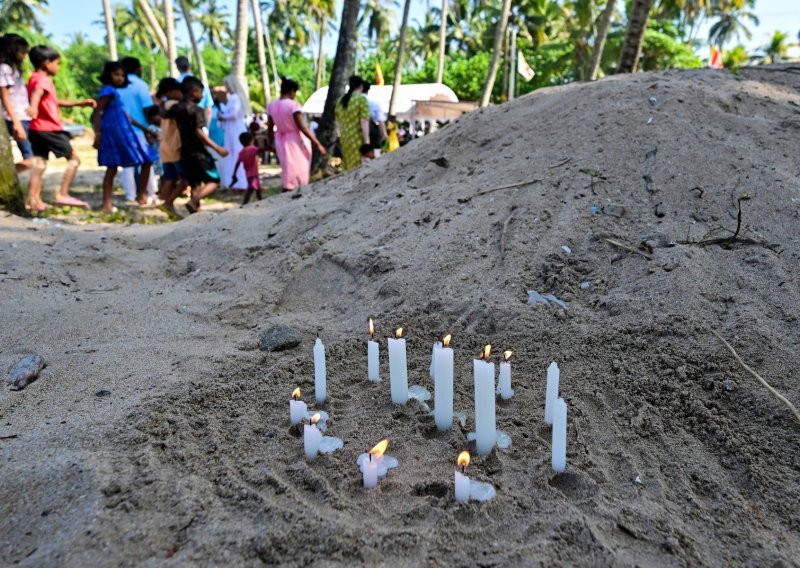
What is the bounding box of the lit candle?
[314,337,326,404]
[474,345,496,455]
[368,318,380,381]
[387,328,408,404]
[497,350,514,400]
[434,334,454,431]
[304,413,323,460]
[552,398,568,472]
[544,361,560,424]
[454,450,471,502]
[289,387,307,425]
[361,438,388,488]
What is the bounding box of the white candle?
[368,318,380,381]
[387,328,408,404]
[454,450,471,502]
[361,439,389,488]
[314,338,326,404]
[497,350,513,400]
[434,335,454,431]
[474,345,496,455]
[552,398,568,472]
[289,387,307,425]
[430,341,441,378]
[544,361,560,424]
[304,414,323,460]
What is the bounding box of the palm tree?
[0,116,23,214]
[164,0,179,77]
[708,5,759,47]
[179,0,209,85]
[617,0,654,73]
[388,0,412,116]
[136,0,169,54]
[408,11,440,66]
[198,0,231,48]
[360,0,399,48]
[589,0,615,80]
[760,30,795,64]
[101,0,118,60]
[232,0,249,80]
[307,0,337,90]
[312,0,361,174]
[436,0,448,83]
[0,0,49,31]
[116,3,159,51]
[480,0,512,107]
[265,0,309,53]
[250,0,271,105]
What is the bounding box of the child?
[90,61,155,214]
[360,143,375,165]
[154,77,186,217]
[26,45,96,211]
[0,34,32,174]
[168,76,228,214]
[143,104,163,185]
[230,132,261,205]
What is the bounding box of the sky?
[38,0,800,57]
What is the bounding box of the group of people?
[1,32,408,216]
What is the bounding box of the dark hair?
[29,45,60,69]
[156,77,181,98]
[360,143,374,155]
[239,131,254,146]
[0,34,29,70]
[361,79,371,94]
[341,75,363,109]
[175,56,190,72]
[143,105,160,122]
[280,77,299,96]
[120,56,141,76]
[99,61,129,87]
[181,75,204,95]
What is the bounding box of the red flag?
[710,45,724,69]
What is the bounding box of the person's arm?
[293,111,326,155]
[359,97,370,144]
[266,114,275,150]
[230,159,241,185]
[58,97,96,109]
[205,105,212,126]
[27,86,44,119]
[91,95,113,149]
[0,86,26,140]
[196,128,227,157]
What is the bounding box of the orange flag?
[710,45,724,69]
[375,62,385,85]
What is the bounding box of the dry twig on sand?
[473,179,542,198]
[712,330,800,425]
[601,237,654,260]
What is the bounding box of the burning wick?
[480,344,492,361]
[498,350,514,400]
[362,439,389,488]
[303,413,323,460]
[395,327,404,339]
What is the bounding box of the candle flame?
[395,328,404,339]
[481,344,492,360]
[457,450,470,468]
[369,318,374,337]
[292,387,301,400]
[503,350,512,361]
[310,413,321,425]
[370,438,389,457]
[443,334,452,347]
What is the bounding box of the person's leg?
[188,181,218,211]
[27,157,47,210]
[7,120,33,173]
[120,167,137,200]
[54,154,82,202]
[102,166,118,213]
[137,162,152,205]
[242,188,254,205]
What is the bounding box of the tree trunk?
[436,0,447,83]
[233,0,249,79]
[479,0,512,107]
[589,0,615,80]
[263,12,280,99]
[388,0,412,116]
[102,0,118,60]
[250,0,271,106]
[311,0,361,175]
[0,125,23,215]
[501,26,510,101]
[315,18,326,91]
[164,0,179,77]
[617,0,653,73]
[136,0,168,54]
[179,0,208,85]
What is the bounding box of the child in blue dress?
[91,61,155,213]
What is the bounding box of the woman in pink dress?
[267,78,325,191]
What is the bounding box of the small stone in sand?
[259,325,302,352]
[6,354,46,390]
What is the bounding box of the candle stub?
[388,329,408,404]
[314,338,327,404]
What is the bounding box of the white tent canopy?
[301,83,461,121]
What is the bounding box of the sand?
[1,65,799,566]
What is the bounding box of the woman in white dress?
[217,75,248,189]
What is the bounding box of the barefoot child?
[168,76,228,214]
[154,77,186,216]
[91,61,156,213]
[0,34,32,174]
[26,45,96,211]
[230,132,262,205]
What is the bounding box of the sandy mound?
[1,66,799,566]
